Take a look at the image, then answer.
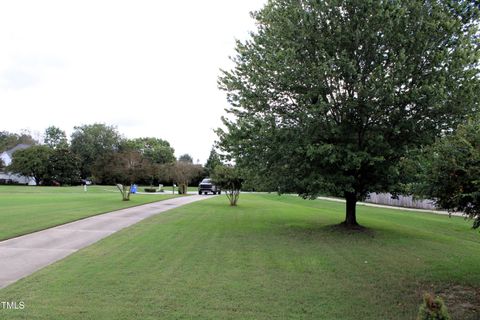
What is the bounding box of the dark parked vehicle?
[198,178,221,195]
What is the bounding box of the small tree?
[211,165,244,206]
[165,161,203,194]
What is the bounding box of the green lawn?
[0,194,479,319]
[0,185,179,241]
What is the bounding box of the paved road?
[135,190,200,195]
[0,195,210,289]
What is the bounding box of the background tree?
[178,154,193,164]
[121,137,175,185]
[0,132,19,152]
[44,126,68,149]
[8,146,52,185]
[48,148,81,185]
[239,167,278,192]
[0,131,36,152]
[93,150,150,200]
[165,161,203,194]
[420,119,480,229]
[211,165,244,206]
[70,123,122,179]
[218,0,480,227]
[121,137,175,164]
[0,158,4,171]
[204,147,222,176]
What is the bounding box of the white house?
[0,144,36,185]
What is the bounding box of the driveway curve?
[0,195,211,289]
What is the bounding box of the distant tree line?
[3,124,225,190]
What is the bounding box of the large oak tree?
[218,0,479,227]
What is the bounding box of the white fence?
[366,193,437,210]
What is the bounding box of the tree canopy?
[70,123,122,178]
[44,126,68,149]
[218,0,480,226]
[421,119,480,228]
[8,146,52,185]
[47,148,81,185]
[211,165,244,206]
[0,131,36,153]
[166,161,203,194]
[8,145,81,185]
[121,137,175,164]
[178,154,194,164]
[204,147,222,176]
[106,150,152,201]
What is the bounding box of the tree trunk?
[227,189,240,206]
[178,183,187,194]
[116,184,131,201]
[344,192,358,227]
[123,185,131,201]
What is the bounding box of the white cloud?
[0,0,266,163]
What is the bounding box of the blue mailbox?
[130,184,137,194]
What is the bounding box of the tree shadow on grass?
[323,223,375,237]
[279,221,376,242]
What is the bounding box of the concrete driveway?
[0,195,211,289]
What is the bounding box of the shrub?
[211,165,244,206]
[144,187,157,193]
[417,293,450,320]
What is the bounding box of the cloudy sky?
[0,0,266,163]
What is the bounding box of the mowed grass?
[0,185,179,241]
[1,194,479,319]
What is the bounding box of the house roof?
[3,144,31,158]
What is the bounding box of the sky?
[0,0,267,163]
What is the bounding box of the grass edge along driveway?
[0,185,182,241]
